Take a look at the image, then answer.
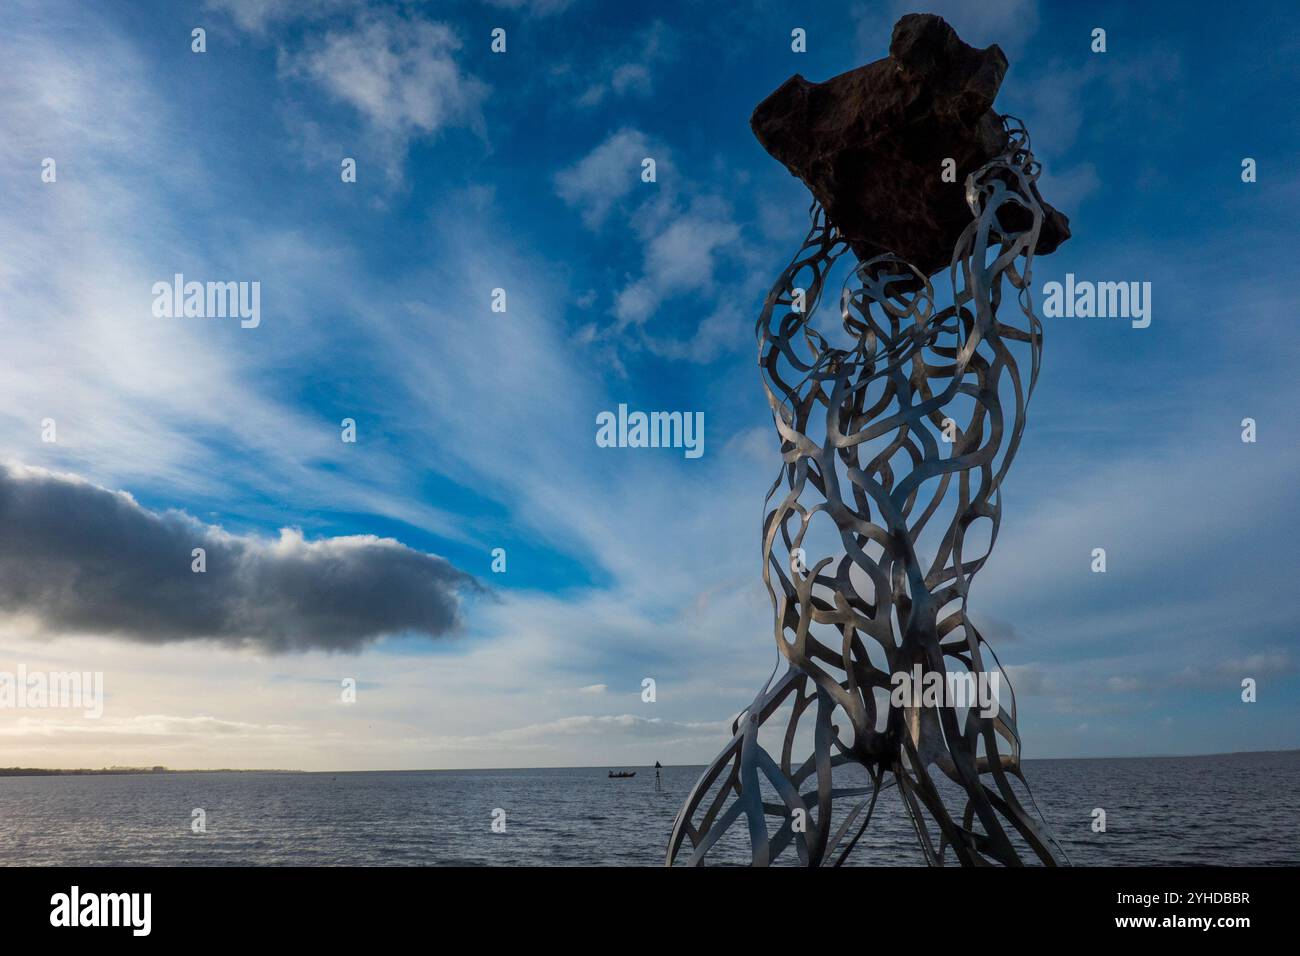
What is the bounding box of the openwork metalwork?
[668,117,1069,866]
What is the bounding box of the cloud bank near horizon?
[0,463,480,652]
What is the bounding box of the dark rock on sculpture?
[751,13,1069,276]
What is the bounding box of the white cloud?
[0,713,303,739]
[206,0,352,33]
[613,197,741,329]
[282,13,489,178]
[6,0,1293,777]
[555,123,750,351]
[610,62,652,96]
[575,21,673,107]
[554,128,653,229]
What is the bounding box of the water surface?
[1,750,1295,865]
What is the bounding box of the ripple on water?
[0,754,1296,866]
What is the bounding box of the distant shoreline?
[0,767,303,777]
[1,749,1296,778]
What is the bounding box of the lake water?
[1,750,1295,866]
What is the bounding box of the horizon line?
[3,747,1297,776]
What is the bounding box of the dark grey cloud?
[0,463,480,652]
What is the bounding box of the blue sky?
[1,0,1297,769]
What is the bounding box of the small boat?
[608,770,636,778]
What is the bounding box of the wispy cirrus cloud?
[613,195,741,329]
[2,0,1296,775]
[574,20,675,107]
[554,129,745,352]
[554,127,657,229]
[279,13,490,178]
[205,0,352,33]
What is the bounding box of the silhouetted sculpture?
[669,15,1070,867]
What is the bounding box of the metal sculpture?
[668,19,1071,866]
